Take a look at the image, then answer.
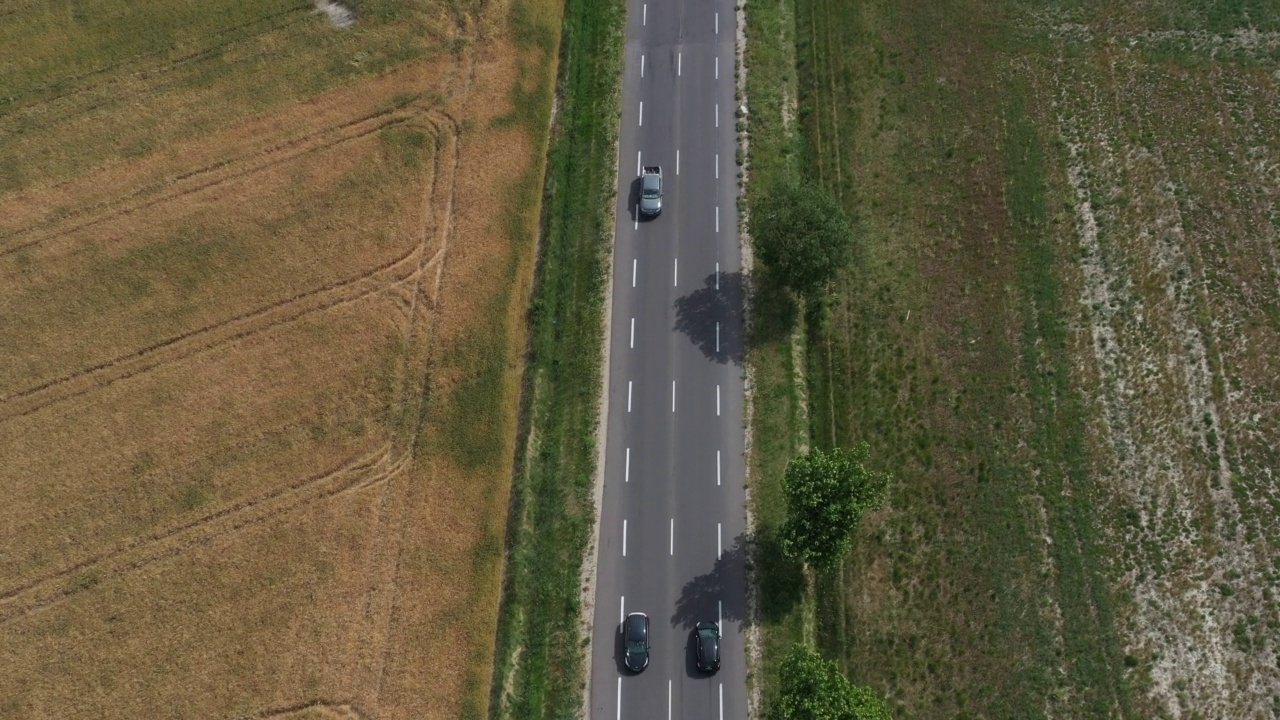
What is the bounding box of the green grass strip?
[488,0,625,717]
[1003,86,1134,718]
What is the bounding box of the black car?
[695,622,721,673]
[623,612,650,673]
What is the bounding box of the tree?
[769,644,892,720]
[780,444,889,569]
[750,179,854,298]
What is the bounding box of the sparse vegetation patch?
[745,0,1280,717]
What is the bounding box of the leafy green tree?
[749,179,854,298]
[780,444,889,569]
[769,644,892,720]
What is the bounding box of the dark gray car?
[695,622,720,673]
[623,612,650,672]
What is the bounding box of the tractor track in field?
[0,0,538,714]
[0,95,463,643]
[0,110,459,423]
[0,443,410,625]
[0,240,437,422]
[364,98,468,720]
[254,701,370,720]
[0,105,433,258]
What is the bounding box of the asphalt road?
[588,0,747,717]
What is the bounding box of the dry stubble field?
[0,0,559,717]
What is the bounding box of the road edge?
[731,2,764,718]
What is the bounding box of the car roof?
[699,631,718,653]
[625,614,648,640]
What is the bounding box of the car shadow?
[674,271,746,365]
[614,621,631,674]
[683,627,700,678]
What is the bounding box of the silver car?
[639,166,663,217]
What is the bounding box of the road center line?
[622,519,627,557]
[715,11,719,34]
[639,101,643,127]
[628,381,633,412]
[676,149,680,175]
[641,54,645,77]
[636,150,641,176]
[715,262,720,289]
[718,522,722,559]
[717,384,721,416]
[632,258,637,287]
[668,680,672,720]
[717,450,721,486]
[714,102,718,128]
[716,206,720,233]
[715,55,719,80]
[673,257,678,286]
[719,600,722,628]
[617,678,623,720]
[625,447,631,482]
[715,153,719,179]
[630,317,635,348]
[671,380,676,412]
[678,51,682,76]
[716,321,720,353]
[643,3,647,25]
[620,596,625,624]
[719,683,724,720]
[670,518,674,555]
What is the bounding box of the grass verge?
[740,0,814,705]
[487,0,626,717]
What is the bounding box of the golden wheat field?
[0,0,559,717]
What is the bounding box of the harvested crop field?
[0,0,560,718]
[766,0,1280,717]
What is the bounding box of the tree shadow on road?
[674,270,746,365]
[670,533,750,630]
[669,527,805,632]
